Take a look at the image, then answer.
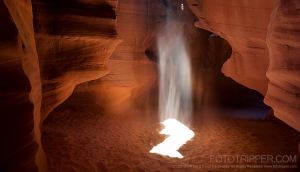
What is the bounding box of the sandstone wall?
[187,0,300,132]
[1,1,300,171]
[0,0,46,171]
[187,0,278,95]
[1,0,122,171]
[31,0,121,121]
[52,0,158,115]
[265,0,300,131]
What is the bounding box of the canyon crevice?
[1,0,300,171]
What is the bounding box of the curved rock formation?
[1,0,121,171]
[0,0,45,171]
[53,0,158,115]
[265,0,300,131]
[1,0,300,171]
[31,0,121,121]
[186,0,300,132]
[187,0,278,95]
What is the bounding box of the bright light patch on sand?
[150,118,194,158]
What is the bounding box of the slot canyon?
[1,0,300,171]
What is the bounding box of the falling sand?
[42,106,300,172]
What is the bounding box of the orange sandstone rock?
[187,0,278,95]
[0,0,45,171]
[31,0,121,120]
[265,0,300,132]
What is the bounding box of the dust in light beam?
[150,1,194,158]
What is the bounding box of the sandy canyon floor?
[42,105,300,172]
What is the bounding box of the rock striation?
[1,0,121,171]
[187,0,278,95]
[187,0,300,131]
[265,0,300,132]
[0,0,45,171]
[31,0,121,121]
[1,0,300,171]
[55,0,158,114]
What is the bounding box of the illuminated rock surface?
[187,0,300,131]
[31,0,121,121]
[1,0,300,171]
[264,0,300,132]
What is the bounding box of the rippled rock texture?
[0,0,44,171]
[52,0,158,116]
[187,0,278,95]
[265,0,300,132]
[31,0,121,121]
[1,0,121,171]
[187,0,300,131]
[1,0,300,171]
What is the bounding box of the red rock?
[1,0,300,171]
[60,0,158,114]
[0,0,45,171]
[31,0,121,120]
[187,0,300,131]
[187,0,278,95]
[265,0,300,132]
